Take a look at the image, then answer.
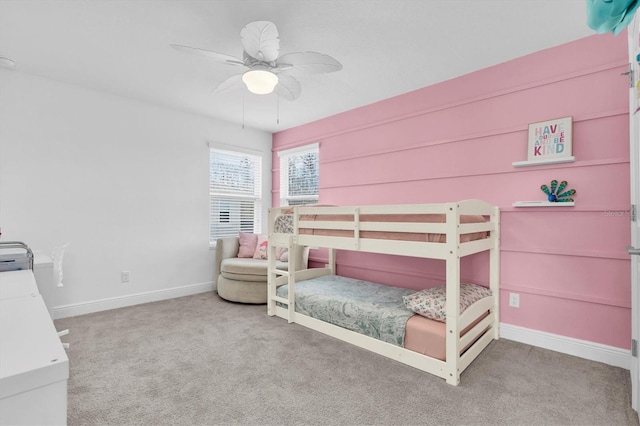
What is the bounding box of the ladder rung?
[272,295,290,305]
[274,269,289,276]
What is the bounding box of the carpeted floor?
[54,292,639,426]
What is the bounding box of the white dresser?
[0,270,69,425]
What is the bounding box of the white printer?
[0,241,33,272]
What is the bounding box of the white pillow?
[252,234,269,259]
[402,283,492,322]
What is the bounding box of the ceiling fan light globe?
[242,69,278,95]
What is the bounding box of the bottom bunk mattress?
[275,275,489,361]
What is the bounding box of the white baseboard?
[53,281,215,319]
[52,290,630,370]
[500,323,631,370]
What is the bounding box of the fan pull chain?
[242,91,245,129]
[277,95,280,125]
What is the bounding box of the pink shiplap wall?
[272,34,631,349]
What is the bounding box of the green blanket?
[276,275,415,346]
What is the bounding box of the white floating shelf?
[512,156,575,168]
[513,201,575,207]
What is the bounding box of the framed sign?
[527,116,572,162]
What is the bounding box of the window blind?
[209,147,262,244]
[278,143,319,206]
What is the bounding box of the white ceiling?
[0,0,596,133]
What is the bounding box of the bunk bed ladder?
[286,239,297,323]
[267,239,293,319]
[267,207,282,318]
[267,208,296,323]
[267,241,277,317]
[267,249,283,318]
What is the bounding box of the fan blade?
[240,21,279,62]
[276,51,342,74]
[170,44,246,66]
[275,74,301,101]
[211,74,243,94]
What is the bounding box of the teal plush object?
[541,180,576,202]
[586,0,639,35]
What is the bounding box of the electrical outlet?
[509,292,520,308]
[121,271,130,283]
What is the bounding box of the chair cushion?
[220,258,288,282]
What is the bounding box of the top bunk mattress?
[273,211,489,243]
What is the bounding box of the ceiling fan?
[171,21,342,101]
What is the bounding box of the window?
[209,146,262,245]
[278,143,319,206]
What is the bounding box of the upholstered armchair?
[214,237,308,304]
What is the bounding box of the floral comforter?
[273,214,294,234]
[276,275,415,346]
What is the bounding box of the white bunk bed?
[267,199,500,385]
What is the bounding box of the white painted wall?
[0,70,272,316]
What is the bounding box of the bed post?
[267,208,277,317]
[445,202,461,386]
[327,248,336,275]
[287,233,297,324]
[490,206,501,340]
